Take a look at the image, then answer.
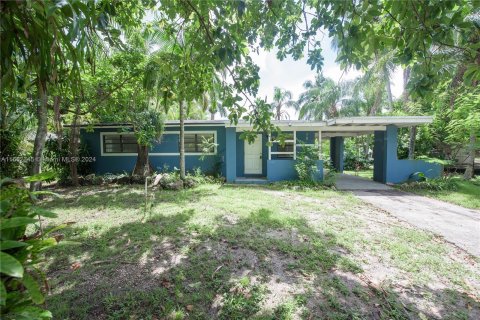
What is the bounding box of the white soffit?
[326,116,433,128]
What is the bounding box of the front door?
[244,134,263,174]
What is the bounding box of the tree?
[296,74,358,120]
[271,87,295,120]
[131,110,165,176]
[0,0,145,189]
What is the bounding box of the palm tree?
[143,23,221,179]
[271,87,295,120]
[296,74,357,120]
[359,51,396,115]
[206,72,229,120]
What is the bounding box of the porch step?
[234,177,269,185]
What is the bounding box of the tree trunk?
[463,134,476,180]
[132,144,152,176]
[179,100,186,180]
[210,112,215,120]
[384,67,393,111]
[68,103,81,186]
[402,67,411,103]
[408,126,417,160]
[30,79,48,191]
[402,67,418,161]
[68,125,81,186]
[53,96,62,149]
[370,87,383,116]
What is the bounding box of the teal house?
[79,116,442,184]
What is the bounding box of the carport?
[324,116,442,184]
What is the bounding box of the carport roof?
[326,116,433,128]
[73,116,433,134]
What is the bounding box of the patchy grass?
[343,169,374,180]
[41,184,480,319]
[397,176,480,209]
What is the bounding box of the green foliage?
[343,138,372,171]
[0,130,29,178]
[296,74,344,120]
[294,144,319,183]
[322,171,337,188]
[198,137,223,177]
[399,176,459,192]
[0,178,65,319]
[271,87,295,120]
[219,278,264,320]
[131,109,166,147]
[44,134,93,179]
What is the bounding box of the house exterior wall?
[267,160,323,182]
[81,125,226,176]
[373,125,442,183]
[81,126,325,183]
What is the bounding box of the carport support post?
[330,137,344,173]
[373,125,398,183]
[225,127,237,183]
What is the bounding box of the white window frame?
[176,131,218,156]
[99,130,218,157]
[268,130,322,160]
[269,130,296,160]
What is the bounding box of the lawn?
[397,176,480,210]
[41,184,480,319]
[343,170,480,210]
[343,169,374,180]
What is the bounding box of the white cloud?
[240,36,406,119]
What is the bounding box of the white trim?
[327,116,433,127]
[318,130,322,160]
[268,135,271,160]
[321,126,386,132]
[293,130,297,160]
[99,130,218,157]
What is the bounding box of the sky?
[249,36,404,119]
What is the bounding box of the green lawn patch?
[397,176,480,209]
[40,184,480,319]
[343,169,374,179]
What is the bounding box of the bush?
[322,170,337,188]
[0,129,29,178]
[294,145,319,183]
[44,134,93,180]
[399,176,458,192]
[343,138,372,171]
[0,175,66,319]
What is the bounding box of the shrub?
[0,129,29,178]
[294,145,319,183]
[44,134,93,179]
[399,175,458,192]
[1,175,65,319]
[322,170,337,188]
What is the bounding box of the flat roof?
[326,116,433,128]
[73,116,433,137]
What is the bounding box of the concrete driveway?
[336,174,480,257]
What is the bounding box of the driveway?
[336,174,480,257]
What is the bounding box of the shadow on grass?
[44,194,479,319]
[46,185,219,210]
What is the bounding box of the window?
[103,134,138,153]
[182,133,215,153]
[271,132,295,159]
[276,142,294,159]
